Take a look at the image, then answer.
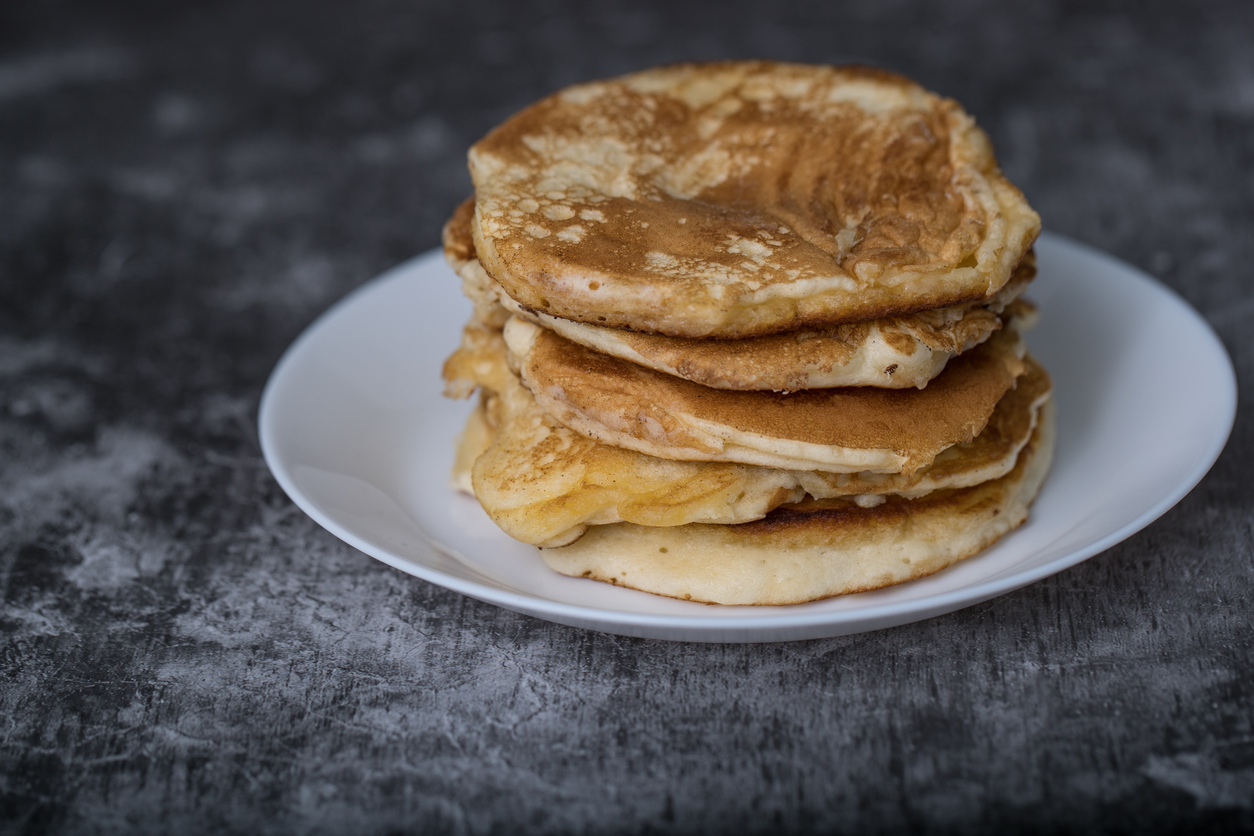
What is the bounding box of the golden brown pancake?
[444,322,1050,547]
[540,402,1055,605]
[505,317,1028,474]
[469,61,1040,338]
[444,198,1038,390]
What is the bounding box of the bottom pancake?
[539,400,1055,606]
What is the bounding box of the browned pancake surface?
[470,61,1039,337]
[513,321,1026,472]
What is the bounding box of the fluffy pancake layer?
[469,61,1040,338]
[540,401,1055,605]
[444,323,1051,548]
[505,317,1028,474]
[444,199,1038,390]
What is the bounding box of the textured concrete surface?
[2,1,1252,833]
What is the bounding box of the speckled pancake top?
[469,61,1040,338]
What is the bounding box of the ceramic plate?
[259,233,1236,642]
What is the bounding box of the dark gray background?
[2,1,1251,833]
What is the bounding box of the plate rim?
[258,232,1238,641]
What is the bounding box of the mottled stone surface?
[2,1,1252,833]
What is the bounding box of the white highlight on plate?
[259,233,1237,643]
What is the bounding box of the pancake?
[444,322,1050,547]
[469,61,1040,338]
[505,317,1028,474]
[444,198,1037,390]
[540,400,1056,605]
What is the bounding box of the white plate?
[259,233,1236,642]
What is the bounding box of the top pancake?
[469,61,1040,338]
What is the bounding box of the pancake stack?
[442,62,1052,605]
